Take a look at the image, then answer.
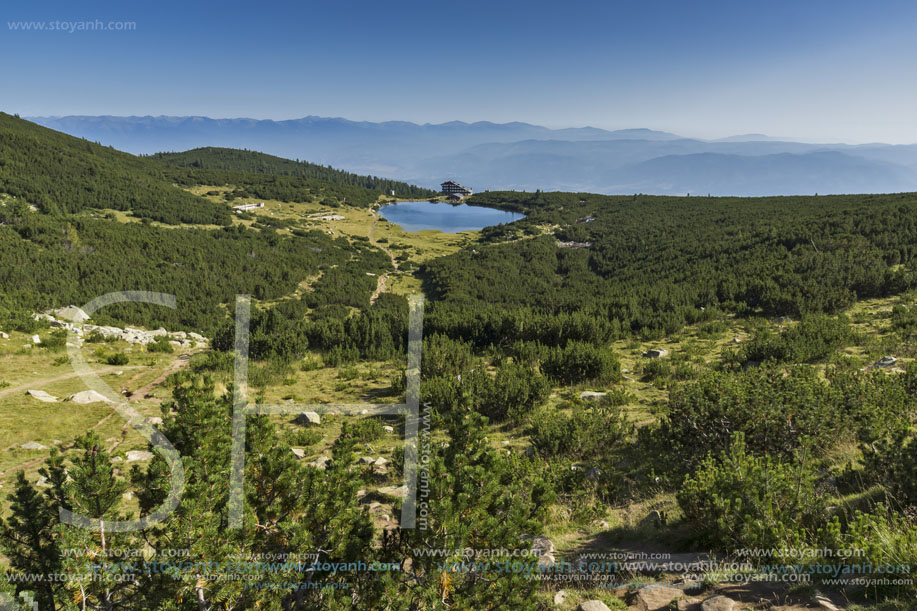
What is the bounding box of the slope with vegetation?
[2,126,917,609]
[150,146,436,207]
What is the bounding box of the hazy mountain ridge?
[29,115,917,196]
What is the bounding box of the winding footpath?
[368,209,399,304]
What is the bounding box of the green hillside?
[0,113,232,225]
[422,190,917,345]
[150,146,436,205]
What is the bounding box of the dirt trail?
[1,354,192,476]
[368,210,399,304]
[128,353,191,402]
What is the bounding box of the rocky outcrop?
[296,411,321,426]
[68,390,113,404]
[635,586,684,611]
[378,485,409,499]
[26,389,59,403]
[51,306,91,323]
[875,355,897,368]
[700,595,736,611]
[125,450,154,462]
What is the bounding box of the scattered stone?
[296,411,322,426]
[700,596,736,611]
[26,389,59,403]
[813,594,840,611]
[0,331,8,339]
[147,416,163,426]
[553,590,567,605]
[876,356,897,368]
[538,551,556,567]
[123,491,134,500]
[31,334,41,344]
[111,456,123,463]
[21,441,48,451]
[677,597,703,611]
[125,450,154,462]
[577,602,610,611]
[636,585,684,611]
[291,448,306,459]
[359,456,376,465]
[374,457,389,467]
[578,391,607,401]
[643,348,668,358]
[531,536,554,561]
[189,332,206,342]
[382,425,394,433]
[309,456,331,470]
[378,485,409,499]
[69,390,114,404]
[36,476,49,487]
[732,337,741,344]
[52,306,91,323]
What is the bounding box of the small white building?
[233,202,265,212]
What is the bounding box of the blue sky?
[3,0,917,143]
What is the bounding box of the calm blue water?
[378,200,523,233]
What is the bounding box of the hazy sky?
[3,0,917,143]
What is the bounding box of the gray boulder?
[296,411,321,426]
[26,390,59,403]
[876,355,897,368]
[125,450,154,462]
[52,306,91,323]
[700,596,736,611]
[378,485,409,499]
[68,390,113,404]
[636,586,684,610]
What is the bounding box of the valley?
[0,114,916,610]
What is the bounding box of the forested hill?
[0,113,231,225]
[149,147,436,199]
[422,190,917,344]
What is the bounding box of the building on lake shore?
[441,180,473,198]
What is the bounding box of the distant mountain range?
[28,115,917,196]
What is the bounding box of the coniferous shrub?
[677,433,825,552]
